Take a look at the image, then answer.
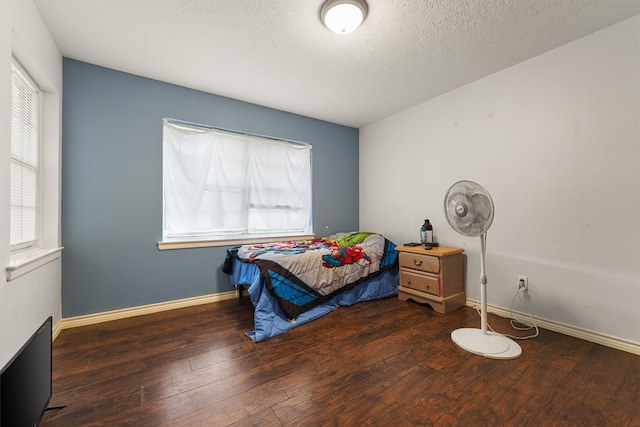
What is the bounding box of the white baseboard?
[52,321,63,341]
[55,293,639,356]
[59,291,238,330]
[465,299,640,356]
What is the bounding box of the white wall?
[0,0,62,368]
[360,16,640,344]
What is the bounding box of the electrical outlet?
[518,275,528,291]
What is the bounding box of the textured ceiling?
[34,0,640,128]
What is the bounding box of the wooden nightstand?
[395,245,465,314]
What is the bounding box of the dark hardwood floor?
[41,296,639,426]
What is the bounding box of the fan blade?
[470,193,494,229]
[470,193,491,218]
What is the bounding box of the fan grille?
[444,180,494,237]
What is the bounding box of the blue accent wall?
[61,59,359,317]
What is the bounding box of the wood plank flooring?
[40,296,640,426]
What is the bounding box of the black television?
[0,316,52,427]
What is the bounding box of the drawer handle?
[413,260,423,266]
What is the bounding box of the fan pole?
[479,232,488,335]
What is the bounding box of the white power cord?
[475,279,539,340]
[506,289,539,339]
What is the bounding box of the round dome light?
[321,0,368,35]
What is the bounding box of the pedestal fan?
[444,180,522,359]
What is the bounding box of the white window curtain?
[10,59,41,251]
[162,121,312,241]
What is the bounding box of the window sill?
[158,234,315,250]
[6,247,63,281]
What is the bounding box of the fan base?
[451,328,522,359]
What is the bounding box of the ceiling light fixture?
[320,0,368,35]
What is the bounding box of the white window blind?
[162,120,312,241]
[10,60,41,251]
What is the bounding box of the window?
[161,120,312,246]
[10,59,41,252]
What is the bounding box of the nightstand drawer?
[400,270,440,296]
[399,252,440,274]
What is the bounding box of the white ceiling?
[34,0,640,128]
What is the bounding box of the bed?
[224,232,399,342]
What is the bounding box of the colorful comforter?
[232,232,398,319]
